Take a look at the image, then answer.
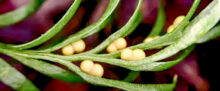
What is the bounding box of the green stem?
[0,45,194,71]
[0,46,178,91]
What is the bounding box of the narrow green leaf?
[0,46,177,91]
[123,1,164,81]
[38,0,120,52]
[86,0,143,54]
[7,0,82,49]
[0,0,44,28]
[148,3,166,36]
[123,71,140,82]
[48,0,216,69]
[84,0,201,58]
[196,24,220,43]
[135,0,220,64]
[8,54,84,82]
[0,58,39,91]
[129,45,194,71]
[34,57,178,91]
[130,0,200,51]
[3,44,193,71]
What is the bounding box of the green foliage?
[0,58,39,91]
[0,0,220,90]
[7,0,82,49]
[10,54,84,82]
[0,0,44,28]
[148,3,166,37]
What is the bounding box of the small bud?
[62,45,74,56]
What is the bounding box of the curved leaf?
[123,71,140,82]
[196,24,220,43]
[1,44,193,71]
[148,3,166,36]
[0,58,39,91]
[38,0,120,52]
[49,0,218,68]
[6,0,82,49]
[135,0,220,64]
[34,56,178,91]
[0,0,44,28]
[8,54,84,82]
[86,0,201,58]
[85,0,143,54]
[129,45,194,71]
[0,46,177,90]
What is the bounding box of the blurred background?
[0,0,219,91]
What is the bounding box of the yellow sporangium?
[106,44,117,53]
[120,48,133,60]
[106,38,127,53]
[120,48,146,61]
[167,25,175,33]
[132,49,146,60]
[62,40,86,55]
[166,15,185,33]
[80,60,104,77]
[113,38,127,49]
[143,36,160,43]
[62,45,75,56]
[173,15,185,27]
[72,40,86,53]
[90,64,104,77]
[80,60,94,73]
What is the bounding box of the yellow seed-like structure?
[90,64,104,77]
[106,38,127,53]
[80,60,94,73]
[143,36,160,43]
[132,49,146,61]
[121,48,146,61]
[173,15,185,27]
[106,44,117,53]
[80,60,104,77]
[62,45,74,56]
[167,25,175,33]
[113,38,127,49]
[72,40,86,53]
[121,48,133,61]
[166,15,185,33]
[143,37,154,43]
